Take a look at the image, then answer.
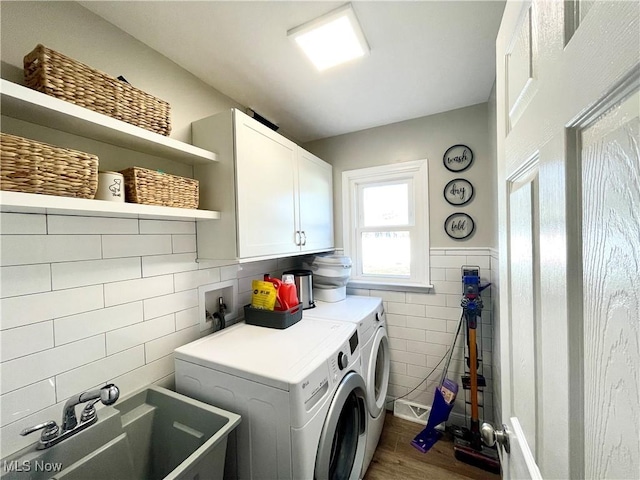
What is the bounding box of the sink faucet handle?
[20,420,59,442]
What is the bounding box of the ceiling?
[80,1,505,143]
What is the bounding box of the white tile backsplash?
[104,275,174,307]
[139,220,195,235]
[51,257,141,290]
[405,292,446,306]
[430,255,468,268]
[174,268,221,292]
[0,379,56,427]
[55,346,145,401]
[102,234,171,258]
[0,285,104,330]
[108,354,175,399]
[54,302,143,346]
[172,234,197,254]
[386,302,426,317]
[0,264,51,298]
[0,335,106,394]
[0,321,54,362]
[1,235,102,266]
[175,306,199,330]
[106,314,175,355]
[47,215,138,235]
[141,252,198,277]
[405,316,448,332]
[144,325,199,363]
[143,289,198,320]
[0,213,46,234]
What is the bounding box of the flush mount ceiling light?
[287,3,369,71]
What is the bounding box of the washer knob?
[337,352,349,370]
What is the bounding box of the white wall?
[304,102,496,249]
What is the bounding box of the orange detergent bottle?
[264,274,298,311]
[279,274,299,311]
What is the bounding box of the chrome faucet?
[62,384,120,431]
[21,384,119,450]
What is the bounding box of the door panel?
[580,91,640,479]
[496,1,640,478]
[508,175,539,460]
[506,4,536,129]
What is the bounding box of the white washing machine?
[174,318,368,480]
[304,296,390,476]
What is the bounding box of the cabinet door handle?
[295,231,301,246]
[301,231,307,246]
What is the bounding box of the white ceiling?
[80,1,505,143]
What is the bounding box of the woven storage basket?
[120,167,199,209]
[0,132,98,198]
[24,44,171,136]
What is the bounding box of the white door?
[494,1,639,478]
[297,148,334,252]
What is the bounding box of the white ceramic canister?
[95,171,125,202]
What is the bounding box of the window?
[342,160,430,289]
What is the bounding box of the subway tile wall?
[0,212,301,456]
[0,212,498,455]
[347,247,496,426]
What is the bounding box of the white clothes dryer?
[174,318,367,480]
[304,296,390,476]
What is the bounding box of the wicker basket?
[120,167,199,209]
[0,132,98,198]
[24,44,171,136]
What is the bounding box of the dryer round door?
[367,326,390,417]
[315,372,367,480]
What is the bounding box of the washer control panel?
[329,331,360,380]
[337,351,349,370]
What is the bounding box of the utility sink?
[1,386,241,480]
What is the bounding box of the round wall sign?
[443,144,473,172]
[444,178,474,206]
[444,213,475,240]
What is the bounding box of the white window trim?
[342,159,431,290]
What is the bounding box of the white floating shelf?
[0,191,220,221]
[0,79,217,165]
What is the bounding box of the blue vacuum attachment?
[411,378,459,453]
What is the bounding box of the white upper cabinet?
[297,148,334,253]
[193,108,334,262]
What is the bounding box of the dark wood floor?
[364,412,502,480]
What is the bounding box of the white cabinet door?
[297,148,334,253]
[235,110,298,258]
[495,1,639,478]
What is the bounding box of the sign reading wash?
[443,144,473,172]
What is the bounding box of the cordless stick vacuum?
[452,267,500,473]
[410,314,462,453]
